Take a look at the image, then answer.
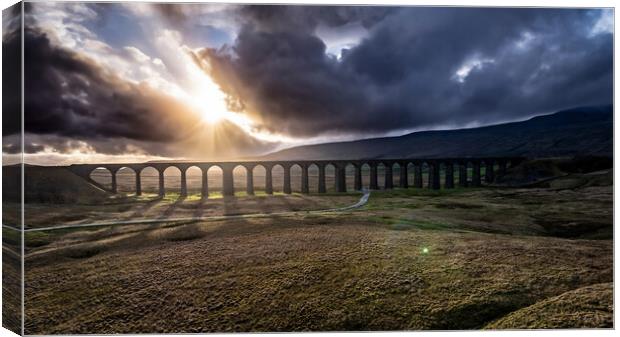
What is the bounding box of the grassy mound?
[3,165,110,204]
[486,283,613,329]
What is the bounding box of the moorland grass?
[23,174,613,333]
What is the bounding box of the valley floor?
[23,184,613,333]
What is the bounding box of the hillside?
[2,165,110,204]
[260,105,612,160]
[486,283,612,329]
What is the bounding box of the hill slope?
[261,105,612,160]
[486,283,612,329]
[2,165,110,203]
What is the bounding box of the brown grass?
[23,182,613,333]
[486,283,613,329]
[21,193,359,230]
[2,230,22,334]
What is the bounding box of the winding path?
[14,189,371,233]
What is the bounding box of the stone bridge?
[67,157,524,198]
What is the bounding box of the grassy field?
[18,193,359,230]
[23,171,613,333]
[2,227,22,334]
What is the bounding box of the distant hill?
[260,105,612,160]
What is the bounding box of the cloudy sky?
[2,2,613,164]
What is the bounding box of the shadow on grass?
[130,196,164,218]
[158,195,187,220]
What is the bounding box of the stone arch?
[407,162,416,187]
[233,165,248,196]
[185,165,203,196]
[421,161,431,188]
[324,163,337,192]
[271,164,285,193]
[139,166,159,195]
[89,167,113,191]
[345,162,357,191]
[240,164,255,196]
[376,162,387,189]
[163,166,182,197]
[308,163,320,193]
[252,164,267,194]
[207,165,224,198]
[383,161,400,189]
[389,162,400,188]
[116,166,136,194]
[436,161,446,187]
[290,163,303,193]
[439,160,455,188]
[361,162,372,190]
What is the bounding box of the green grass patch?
[24,231,53,248]
[411,221,453,231]
[366,215,397,225]
[434,202,484,210]
[2,227,22,247]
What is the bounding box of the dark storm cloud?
[18,27,202,142]
[151,3,393,32]
[2,2,22,136]
[200,6,612,137]
[238,5,394,32]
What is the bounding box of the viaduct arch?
[69,157,524,198]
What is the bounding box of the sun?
[188,73,232,124]
[178,53,233,125]
[199,105,226,124]
[182,63,295,143]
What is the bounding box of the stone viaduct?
[67,157,524,198]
